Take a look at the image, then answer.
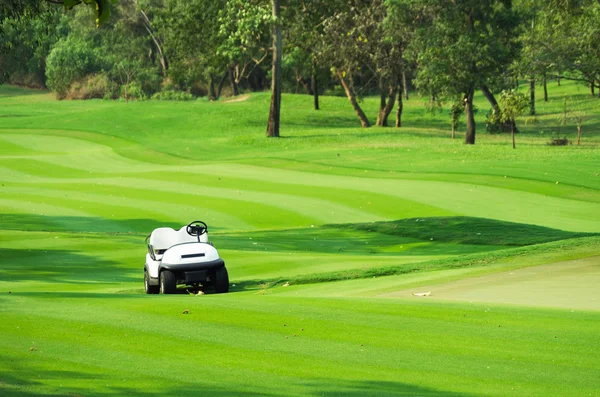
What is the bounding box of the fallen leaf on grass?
[412,291,431,297]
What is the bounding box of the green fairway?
[1,82,600,396]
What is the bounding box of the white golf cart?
[144,221,229,294]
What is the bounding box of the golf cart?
[144,221,229,294]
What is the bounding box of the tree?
[157,0,229,98]
[217,0,271,95]
[570,99,588,145]
[450,98,464,139]
[285,0,338,110]
[266,0,282,137]
[319,0,377,128]
[115,58,139,102]
[499,89,528,149]
[0,6,66,87]
[407,0,520,144]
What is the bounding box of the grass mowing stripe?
[167,163,600,232]
[86,177,384,226]
[1,296,598,396]
[0,188,256,232]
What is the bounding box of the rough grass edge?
[233,236,600,291]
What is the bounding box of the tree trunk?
[557,75,560,86]
[464,89,476,144]
[512,121,516,149]
[229,67,239,96]
[311,58,319,110]
[376,81,396,127]
[592,81,595,96]
[402,70,408,100]
[395,84,403,128]
[337,71,370,128]
[451,119,456,139]
[208,75,216,100]
[266,0,282,138]
[529,76,536,115]
[299,77,310,94]
[481,84,500,115]
[577,125,581,145]
[138,6,168,76]
[481,84,517,133]
[376,78,386,126]
[381,85,396,127]
[543,73,548,102]
[216,70,228,99]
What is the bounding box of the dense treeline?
[0,0,599,142]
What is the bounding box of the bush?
[66,73,116,100]
[46,38,99,99]
[485,109,502,134]
[151,90,195,101]
[548,137,571,146]
[120,81,146,101]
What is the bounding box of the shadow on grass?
[0,370,476,397]
[0,248,138,285]
[329,216,597,246]
[216,216,596,255]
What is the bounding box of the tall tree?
[266,0,282,137]
[407,0,520,144]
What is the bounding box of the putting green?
[383,256,600,311]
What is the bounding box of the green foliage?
[485,109,503,134]
[63,0,115,26]
[151,90,194,101]
[0,6,67,86]
[45,36,100,98]
[450,98,465,131]
[66,72,117,99]
[409,0,520,99]
[499,88,529,126]
[120,80,146,100]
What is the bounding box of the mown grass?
[1,80,599,396]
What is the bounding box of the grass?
[1,79,599,396]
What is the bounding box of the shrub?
[485,109,502,134]
[151,90,195,101]
[46,38,99,99]
[120,81,146,101]
[66,73,116,100]
[548,137,571,146]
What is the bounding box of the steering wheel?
[186,220,208,240]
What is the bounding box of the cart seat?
[150,226,208,256]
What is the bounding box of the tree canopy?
[1,0,599,143]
